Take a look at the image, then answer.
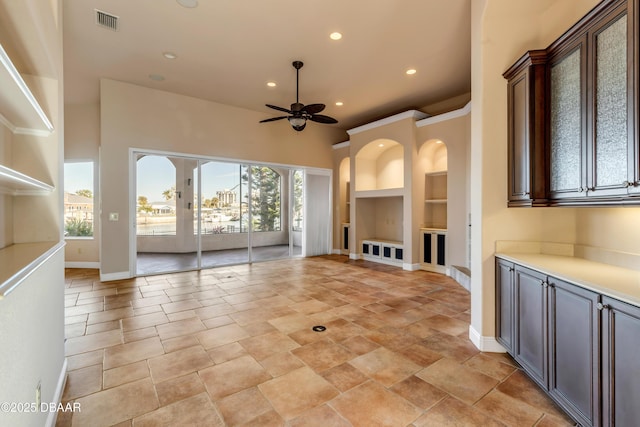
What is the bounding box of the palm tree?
[162,186,176,201]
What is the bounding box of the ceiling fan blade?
[259,116,288,123]
[309,114,338,124]
[301,103,325,114]
[266,104,292,114]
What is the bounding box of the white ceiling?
[63,0,471,131]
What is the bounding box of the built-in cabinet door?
[495,258,515,353]
[589,5,635,198]
[503,50,547,206]
[514,265,548,389]
[548,37,588,200]
[548,277,600,427]
[601,296,640,427]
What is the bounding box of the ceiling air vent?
[95,9,119,31]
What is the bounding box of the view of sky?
[137,156,242,203]
[64,161,94,195]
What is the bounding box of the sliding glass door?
[135,152,325,276]
[136,154,198,275]
[198,161,249,269]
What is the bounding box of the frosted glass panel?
[595,15,627,187]
[550,49,582,191]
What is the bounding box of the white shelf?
[425,199,447,203]
[0,241,65,299]
[425,170,447,176]
[0,43,54,135]
[0,165,54,195]
[354,188,404,198]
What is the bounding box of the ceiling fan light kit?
[260,60,338,132]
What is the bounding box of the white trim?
[416,101,472,128]
[65,261,100,269]
[45,358,68,427]
[0,44,54,133]
[331,249,342,255]
[468,325,507,353]
[347,110,429,135]
[403,263,420,271]
[349,252,359,260]
[100,271,131,282]
[332,140,350,150]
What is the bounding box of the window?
[64,161,94,238]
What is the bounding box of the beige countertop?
[495,252,640,307]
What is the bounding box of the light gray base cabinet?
[496,257,640,427]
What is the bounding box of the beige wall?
[100,79,344,276]
[64,103,100,264]
[471,0,601,344]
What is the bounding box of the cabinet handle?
[578,187,585,193]
[587,187,595,192]
[597,302,609,311]
[624,180,638,188]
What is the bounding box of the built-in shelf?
[425,170,447,176]
[0,43,54,135]
[425,199,447,203]
[0,241,65,299]
[354,188,404,198]
[0,165,54,195]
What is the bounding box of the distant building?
[64,192,94,221]
[216,189,237,206]
[150,200,176,214]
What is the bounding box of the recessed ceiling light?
[335,101,343,106]
[267,81,277,87]
[378,143,384,147]
[406,68,417,75]
[176,0,198,8]
[330,32,342,40]
[163,52,177,59]
[149,74,165,81]
[435,140,443,144]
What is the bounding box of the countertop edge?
[495,252,640,307]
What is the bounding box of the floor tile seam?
[470,388,547,427]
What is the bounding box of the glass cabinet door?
[549,44,585,198]
[592,12,631,193]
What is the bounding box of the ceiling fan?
[260,60,338,131]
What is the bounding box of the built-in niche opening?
[419,139,448,229]
[339,157,350,224]
[354,139,404,191]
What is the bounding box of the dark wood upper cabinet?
[504,50,548,207]
[505,0,640,206]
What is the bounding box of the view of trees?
[243,166,281,232]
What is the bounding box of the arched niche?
[418,139,448,173]
[355,139,404,191]
[419,139,448,230]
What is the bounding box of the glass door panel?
[136,154,198,275]
[198,161,248,268]
[249,165,289,262]
[291,169,304,257]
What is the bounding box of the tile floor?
[56,255,576,427]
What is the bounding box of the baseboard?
[403,263,420,271]
[65,261,100,269]
[99,271,131,282]
[45,358,68,427]
[468,325,506,353]
[349,253,359,260]
[331,249,342,255]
